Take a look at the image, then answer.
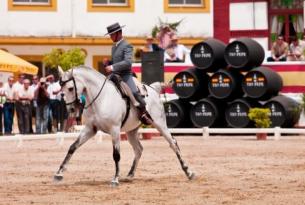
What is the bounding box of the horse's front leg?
[54,126,97,182]
[152,122,195,180]
[111,130,121,187]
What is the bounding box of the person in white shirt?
[31,75,40,133]
[0,81,6,135]
[3,76,15,134]
[288,36,305,61]
[164,35,190,62]
[13,74,25,134]
[16,79,33,134]
[46,74,61,132]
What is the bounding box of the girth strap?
[121,98,130,128]
[109,75,131,128]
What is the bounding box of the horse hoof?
[188,172,196,180]
[125,175,134,182]
[53,174,64,182]
[110,181,119,187]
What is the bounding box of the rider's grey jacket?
[111,39,133,76]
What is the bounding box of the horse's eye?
[68,87,74,92]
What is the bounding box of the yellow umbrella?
[0,49,38,75]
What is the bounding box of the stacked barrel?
[164,38,301,128]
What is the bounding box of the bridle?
[59,76,80,106]
[59,69,108,109]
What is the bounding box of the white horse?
[54,66,195,186]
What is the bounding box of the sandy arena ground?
[1,135,305,205]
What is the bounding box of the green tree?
[43,48,86,71]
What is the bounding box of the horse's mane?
[73,65,106,79]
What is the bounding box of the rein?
[84,76,108,109]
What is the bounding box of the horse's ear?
[58,66,64,76]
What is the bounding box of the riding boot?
[133,92,153,125]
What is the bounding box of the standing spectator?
[141,35,163,52]
[0,82,6,135]
[13,74,25,133]
[3,76,15,135]
[34,77,49,134]
[29,75,39,133]
[46,74,61,133]
[58,92,68,132]
[267,35,289,62]
[76,94,86,125]
[164,35,190,62]
[288,36,305,61]
[16,79,33,134]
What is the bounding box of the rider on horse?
[104,22,153,125]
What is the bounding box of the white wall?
[0,0,72,36]
[230,2,268,30]
[0,0,214,38]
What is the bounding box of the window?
[92,0,127,6]
[8,0,57,11]
[169,0,203,7]
[269,0,303,43]
[13,0,50,4]
[87,0,134,12]
[270,0,303,9]
[164,0,210,13]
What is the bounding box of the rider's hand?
[105,65,113,74]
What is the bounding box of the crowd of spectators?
[267,35,305,62]
[0,74,84,136]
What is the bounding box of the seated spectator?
[164,35,190,62]
[288,36,305,61]
[267,35,288,62]
[140,35,163,52]
[157,25,175,49]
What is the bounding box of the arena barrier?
[1,127,305,147]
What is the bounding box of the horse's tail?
[149,81,172,94]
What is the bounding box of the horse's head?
[58,66,85,113]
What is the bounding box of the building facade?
[0,0,304,76]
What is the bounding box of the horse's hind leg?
[54,126,96,181]
[126,128,143,179]
[152,121,195,180]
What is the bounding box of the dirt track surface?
[1,136,305,205]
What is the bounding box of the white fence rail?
[1,127,305,147]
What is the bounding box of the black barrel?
[164,99,192,128]
[190,97,225,128]
[224,38,265,70]
[172,67,209,101]
[208,69,244,100]
[263,95,301,128]
[225,98,261,128]
[190,38,227,72]
[242,66,283,101]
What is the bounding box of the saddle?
[109,74,151,126]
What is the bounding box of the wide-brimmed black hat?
[105,22,125,35]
